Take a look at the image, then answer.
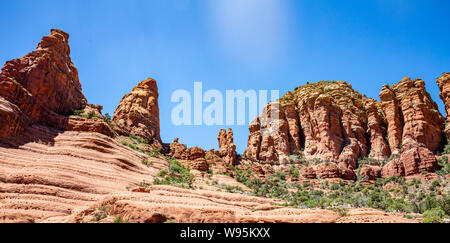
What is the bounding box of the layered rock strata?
[246,79,444,177]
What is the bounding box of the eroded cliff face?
[113,78,161,144]
[0,30,162,142]
[380,77,444,153]
[245,81,372,169]
[364,98,390,160]
[0,29,103,137]
[245,78,444,176]
[437,72,450,138]
[0,29,86,115]
[218,128,237,165]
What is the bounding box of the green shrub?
[290,167,300,178]
[422,208,445,223]
[104,113,112,121]
[73,109,84,116]
[86,111,97,119]
[331,207,349,217]
[154,158,195,189]
[113,216,129,223]
[142,159,153,167]
[443,144,450,155]
[436,155,449,175]
[358,157,379,166]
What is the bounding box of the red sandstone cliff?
[245,78,445,178]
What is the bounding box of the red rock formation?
[113,78,161,144]
[244,118,262,160]
[246,81,369,168]
[65,117,114,137]
[0,29,86,115]
[381,147,437,178]
[381,158,405,178]
[364,99,390,160]
[246,78,444,177]
[0,29,118,138]
[360,165,382,180]
[169,138,189,159]
[300,166,317,179]
[339,166,357,180]
[380,78,444,152]
[399,146,438,176]
[378,77,444,176]
[188,147,207,160]
[0,124,415,223]
[218,128,237,165]
[169,139,206,160]
[314,163,341,179]
[283,101,302,153]
[437,72,450,137]
[379,84,403,154]
[167,139,209,171]
[0,96,31,137]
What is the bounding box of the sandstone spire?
[113,78,161,144]
[218,128,237,165]
[0,29,88,137]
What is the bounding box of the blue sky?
[1,0,449,153]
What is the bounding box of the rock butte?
[0,29,448,223]
[245,79,448,180]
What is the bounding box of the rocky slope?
[0,125,416,223]
[0,125,166,222]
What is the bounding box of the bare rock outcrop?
[378,77,443,176]
[0,29,86,115]
[381,158,405,178]
[218,128,237,165]
[364,99,390,159]
[245,118,262,160]
[0,125,415,223]
[381,147,437,178]
[437,72,450,137]
[360,165,382,180]
[168,138,189,159]
[0,29,89,137]
[379,84,403,154]
[380,77,444,153]
[399,146,437,176]
[246,78,445,178]
[168,138,209,171]
[314,163,341,179]
[300,166,317,179]
[113,78,161,144]
[0,29,116,138]
[245,81,371,169]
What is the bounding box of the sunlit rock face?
[218,128,237,165]
[245,78,444,176]
[245,81,374,169]
[437,72,450,138]
[0,29,111,138]
[113,78,161,145]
